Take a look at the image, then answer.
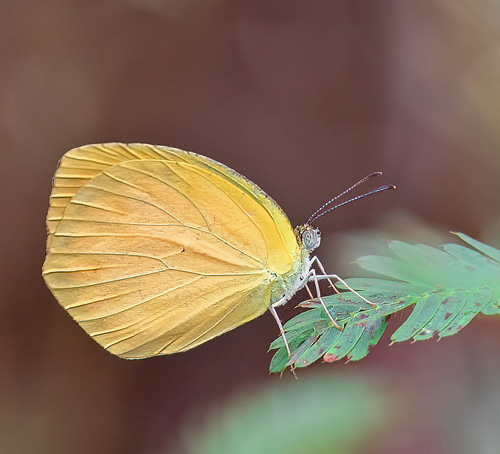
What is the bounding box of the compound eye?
[302,228,321,252]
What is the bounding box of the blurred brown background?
[2,1,500,453]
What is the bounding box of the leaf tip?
[323,353,339,363]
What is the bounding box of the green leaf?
[438,288,492,338]
[454,232,500,263]
[269,328,316,373]
[391,293,443,342]
[322,321,365,362]
[347,316,388,361]
[292,327,342,368]
[269,233,500,373]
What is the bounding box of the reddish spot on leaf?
[360,313,368,319]
[442,298,450,304]
[444,312,453,320]
[323,353,339,363]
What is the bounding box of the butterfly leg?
[310,256,377,308]
[309,268,342,330]
[305,282,314,300]
[269,304,291,356]
[309,256,339,294]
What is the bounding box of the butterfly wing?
[43,144,302,358]
[46,143,299,270]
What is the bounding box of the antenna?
[307,172,395,225]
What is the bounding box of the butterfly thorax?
[268,224,320,307]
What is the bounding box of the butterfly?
[42,143,393,359]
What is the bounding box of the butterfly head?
[295,224,321,253]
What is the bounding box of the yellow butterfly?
[42,143,392,359]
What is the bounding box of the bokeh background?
[2,1,500,453]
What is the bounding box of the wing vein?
[52,228,264,266]
[172,297,242,352]
[47,257,264,289]
[121,162,213,231]
[102,278,255,353]
[179,163,272,259]
[69,200,126,215]
[66,290,136,309]
[64,154,116,165]
[46,250,172,267]
[85,181,183,224]
[83,276,205,323]
[116,143,142,159]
